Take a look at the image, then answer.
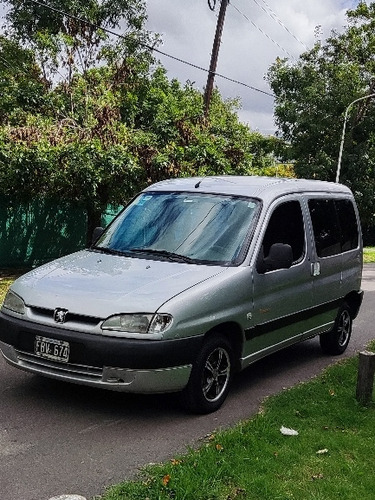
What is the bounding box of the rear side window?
[336,199,359,252]
[308,199,358,257]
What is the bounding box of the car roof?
[143,176,352,202]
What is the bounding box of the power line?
[25,0,273,98]
[250,0,308,50]
[231,2,297,61]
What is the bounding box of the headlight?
[101,313,173,334]
[2,290,26,315]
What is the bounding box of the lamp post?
[336,93,375,183]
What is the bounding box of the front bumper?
[0,312,204,393]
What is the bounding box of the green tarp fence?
[0,197,121,268]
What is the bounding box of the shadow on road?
[9,337,330,421]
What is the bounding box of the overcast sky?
[146,0,363,135]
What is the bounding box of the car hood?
[12,250,226,318]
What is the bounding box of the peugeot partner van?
[0,176,363,413]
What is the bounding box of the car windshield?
[94,191,260,265]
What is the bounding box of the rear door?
[305,196,361,336]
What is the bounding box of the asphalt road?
[1,265,375,500]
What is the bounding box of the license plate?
[34,336,70,363]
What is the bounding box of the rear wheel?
[320,302,352,355]
[181,334,233,414]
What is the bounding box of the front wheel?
[320,302,352,355]
[181,335,233,414]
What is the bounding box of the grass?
[363,247,375,263]
[0,269,29,303]
[99,353,375,500]
[0,277,13,304]
[1,254,375,500]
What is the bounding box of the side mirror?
[262,243,293,272]
[92,226,104,245]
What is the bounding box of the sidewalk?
[362,262,375,291]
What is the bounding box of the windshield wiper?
[91,246,129,257]
[130,248,196,263]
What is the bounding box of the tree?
[3,0,156,84]
[120,68,279,182]
[0,64,279,244]
[1,0,157,243]
[0,1,280,253]
[267,2,375,238]
[0,35,48,124]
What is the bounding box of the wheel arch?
[203,321,244,372]
[344,290,364,319]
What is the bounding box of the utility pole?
[204,0,229,118]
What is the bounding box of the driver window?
[257,200,305,273]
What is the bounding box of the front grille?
[16,349,103,381]
[29,306,101,327]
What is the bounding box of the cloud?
[146,0,357,134]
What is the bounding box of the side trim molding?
[244,298,342,341]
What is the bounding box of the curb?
[49,496,87,500]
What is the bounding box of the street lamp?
[336,93,375,183]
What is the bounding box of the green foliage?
[267,2,375,238]
[3,0,156,84]
[363,247,375,263]
[0,36,48,124]
[121,69,278,182]
[0,63,277,204]
[0,124,142,207]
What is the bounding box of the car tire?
[181,334,233,414]
[320,302,352,355]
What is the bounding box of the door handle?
[311,262,321,276]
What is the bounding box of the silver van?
[0,176,363,413]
